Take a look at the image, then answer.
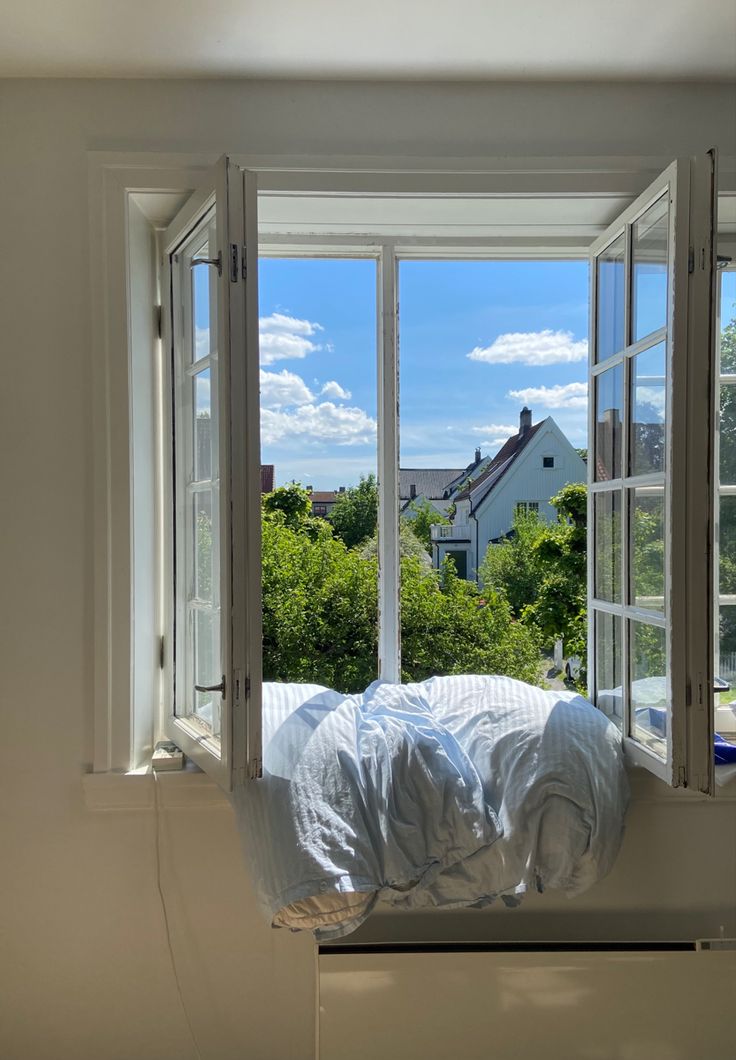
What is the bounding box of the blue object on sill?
[715,734,736,764]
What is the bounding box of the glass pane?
[192,245,212,363]
[720,495,736,595]
[595,611,622,720]
[631,342,666,476]
[632,195,669,341]
[194,368,212,481]
[594,491,621,602]
[595,363,623,481]
[597,232,626,362]
[194,490,213,602]
[719,384,736,484]
[718,606,736,689]
[194,608,220,728]
[719,269,736,372]
[630,620,667,756]
[631,486,665,612]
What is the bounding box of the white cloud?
[468,329,588,366]
[507,382,588,409]
[261,401,377,447]
[470,423,517,438]
[479,437,514,450]
[259,313,324,365]
[260,369,314,409]
[195,327,209,361]
[635,386,665,420]
[320,380,352,400]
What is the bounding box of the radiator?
[319,942,735,1060]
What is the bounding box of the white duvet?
[233,676,629,940]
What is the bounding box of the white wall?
[1,78,735,1060]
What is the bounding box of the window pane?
[718,606,736,687]
[630,342,666,476]
[595,363,623,481]
[194,607,220,730]
[720,495,736,595]
[631,486,665,612]
[597,232,626,362]
[595,610,622,720]
[594,491,621,602]
[192,245,212,362]
[632,195,669,342]
[630,620,667,756]
[194,368,212,481]
[194,490,213,602]
[719,270,736,372]
[719,384,736,484]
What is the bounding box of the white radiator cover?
[319,949,734,1060]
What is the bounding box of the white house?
[432,408,587,580]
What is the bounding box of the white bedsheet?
[233,676,629,940]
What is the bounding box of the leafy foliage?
[478,483,588,685]
[329,474,379,548]
[261,495,541,694]
[403,499,449,553]
[361,520,432,568]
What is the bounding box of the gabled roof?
[399,468,464,500]
[454,419,547,510]
[309,491,338,503]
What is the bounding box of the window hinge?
[159,634,165,669]
[230,243,239,283]
[688,246,695,274]
[154,305,162,339]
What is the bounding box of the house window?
[516,501,539,514]
[543,456,555,468]
[98,153,720,794]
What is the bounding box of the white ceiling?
[2,0,735,80]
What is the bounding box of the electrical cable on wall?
[153,771,204,1060]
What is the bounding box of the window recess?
[587,153,718,792]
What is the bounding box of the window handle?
[191,254,222,276]
[195,676,226,699]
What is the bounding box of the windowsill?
[82,766,232,811]
[82,762,736,812]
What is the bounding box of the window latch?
[190,254,222,276]
[195,675,226,699]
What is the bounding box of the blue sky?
[257,257,590,491]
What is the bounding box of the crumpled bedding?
[233,675,629,940]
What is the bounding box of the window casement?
[93,151,723,798]
[161,156,262,788]
[587,154,718,793]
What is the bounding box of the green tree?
[401,556,541,684]
[528,483,588,662]
[262,482,312,529]
[403,499,449,554]
[329,474,378,548]
[478,508,546,617]
[361,519,432,568]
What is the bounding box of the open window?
[161,156,262,789]
[588,154,718,791]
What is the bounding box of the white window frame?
[587,154,718,793]
[88,150,730,797]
